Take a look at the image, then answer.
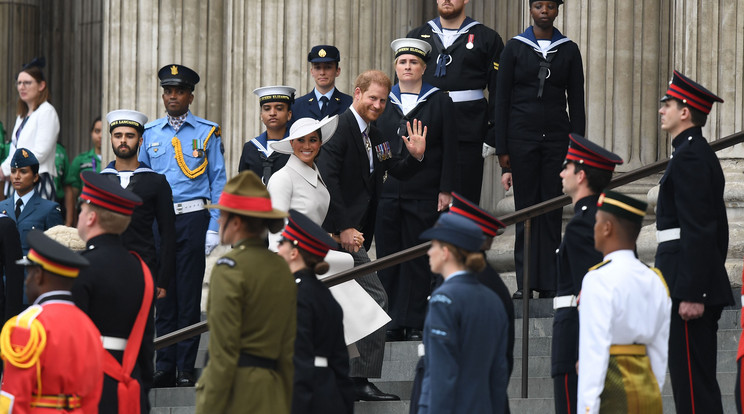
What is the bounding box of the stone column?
[101,0,224,165]
[0,0,40,143]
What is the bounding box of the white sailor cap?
[253,86,296,105]
[390,38,432,60]
[106,109,148,133]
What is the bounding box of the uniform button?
[581,206,587,211]
[688,136,693,141]
[703,293,707,298]
[555,248,560,253]
[542,134,546,137]
[295,278,301,284]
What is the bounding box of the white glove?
[482,143,496,158]
[205,230,219,256]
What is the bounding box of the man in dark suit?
[291,45,353,123]
[317,69,425,401]
[656,70,732,414]
[73,171,154,414]
[553,133,622,414]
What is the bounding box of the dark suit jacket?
[291,89,353,123]
[419,273,508,414]
[316,108,421,247]
[655,126,734,307]
[552,194,602,376]
[72,233,154,414]
[292,269,353,414]
[0,192,63,253]
[0,216,23,320]
[101,162,176,290]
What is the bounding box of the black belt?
[238,352,278,370]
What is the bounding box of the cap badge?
[318,49,327,58]
[171,65,178,75]
[597,194,605,206]
[22,149,28,158]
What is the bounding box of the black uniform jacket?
[316,108,421,247]
[290,89,353,122]
[0,216,23,321]
[72,233,155,413]
[374,84,458,199]
[407,18,503,144]
[552,194,603,375]
[238,131,290,184]
[101,162,176,290]
[655,126,734,306]
[494,26,585,154]
[476,261,515,377]
[292,268,353,414]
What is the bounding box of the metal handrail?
[154,129,744,396]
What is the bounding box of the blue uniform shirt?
[139,111,227,231]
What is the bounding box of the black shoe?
[512,289,534,300]
[386,328,405,342]
[176,371,195,387]
[538,290,556,299]
[353,379,400,401]
[152,370,176,388]
[406,328,423,341]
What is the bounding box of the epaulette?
[190,114,219,128]
[216,257,236,268]
[144,117,168,130]
[16,305,44,328]
[588,259,611,271]
[647,266,670,297]
[430,294,452,305]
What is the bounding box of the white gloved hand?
[482,143,496,158]
[205,230,220,256]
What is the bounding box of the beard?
[438,1,465,19]
[113,145,137,159]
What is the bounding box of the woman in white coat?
[268,116,391,358]
[267,115,339,231]
[0,58,60,200]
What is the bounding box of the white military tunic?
[577,249,671,413]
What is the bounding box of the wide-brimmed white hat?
[269,115,339,154]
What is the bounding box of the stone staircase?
[149,295,742,413]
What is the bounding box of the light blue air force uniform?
[139,111,226,231]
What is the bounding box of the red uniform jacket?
[0,291,104,413]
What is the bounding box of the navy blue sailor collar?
[513,26,571,53]
[101,161,156,175]
[428,16,480,35]
[388,82,440,111]
[250,129,291,156]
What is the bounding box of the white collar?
[286,154,324,188]
[349,106,369,135]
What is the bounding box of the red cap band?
[218,192,273,212]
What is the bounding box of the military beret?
[10,148,38,168]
